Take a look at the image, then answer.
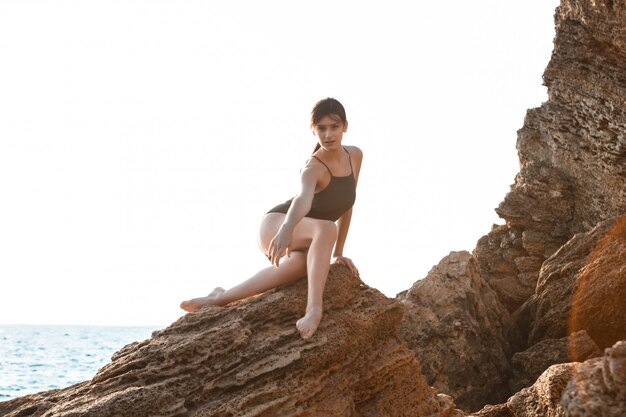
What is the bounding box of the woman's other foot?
[180,287,226,312]
[296,307,323,340]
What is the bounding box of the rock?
[561,341,626,416]
[474,0,626,315]
[398,251,521,412]
[470,404,513,417]
[470,363,576,417]
[568,216,626,349]
[474,224,534,313]
[527,216,626,348]
[437,393,468,417]
[0,265,458,417]
[402,1,626,411]
[471,341,626,417]
[506,363,575,417]
[524,0,626,230]
[509,330,602,393]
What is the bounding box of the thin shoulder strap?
[343,147,353,173]
[311,155,333,176]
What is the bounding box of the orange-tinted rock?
[569,216,626,348]
[526,219,614,345]
[527,216,626,349]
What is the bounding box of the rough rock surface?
[474,0,626,314]
[527,216,626,348]
[0,265,460,417]
[471,341,626,417]
[405,0,626,413]
[509,330,601,393]
[567,216,626,348]
[562,341,626,416]
[474,167,574,313]
[463,1,626,413]
[525,218,613,345]
[473,363,576,417]
[398,251,521,412]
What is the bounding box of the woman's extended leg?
[180,251,307,312]
[180,213,338,339]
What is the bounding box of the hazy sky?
[0,0,559,326]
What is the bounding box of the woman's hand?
[268,226,293,267]
[333,256,359,277]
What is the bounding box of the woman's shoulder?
[301,155,329,176]
[344,145,363,162]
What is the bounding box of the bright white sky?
[0,0,559,326]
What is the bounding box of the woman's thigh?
[258,213,336,254]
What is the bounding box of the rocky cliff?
[476,0,626,315]
[398,0,626,413]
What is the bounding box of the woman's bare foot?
[180,287,226,312]
[296,307,323,340]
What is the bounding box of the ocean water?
[0,325,159,401]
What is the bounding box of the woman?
[180,98,362,340]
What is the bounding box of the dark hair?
[311,98,347,153]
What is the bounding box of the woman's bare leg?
[180,251,307,312]
[180,287,226,312]
[296,220,337,339]
[181,213,338,340]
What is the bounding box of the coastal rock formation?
[472,363,577,417]
[567,216,626,348]
[402,0,626,413]
[527,217,626,348]
[474,166,574,313]
[474,0,626,314]
[398,251,520,411]
[472,341,626,417]
[509,330,601,393]
[416,215,623,412]
[0,265,462,417]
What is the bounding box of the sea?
[0,325,160,401]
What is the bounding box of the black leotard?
[267,147,356,222]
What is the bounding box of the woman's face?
[313,115,348,151]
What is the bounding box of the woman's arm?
[267,164,318,266]
[282,166,317,230]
